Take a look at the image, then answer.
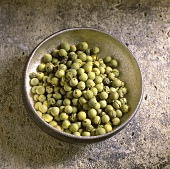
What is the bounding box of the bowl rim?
[22,27,144,143]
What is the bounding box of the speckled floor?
[0,0,170,168]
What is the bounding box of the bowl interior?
[23,28,143,144]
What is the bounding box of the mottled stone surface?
[0,0,170,168]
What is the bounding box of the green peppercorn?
[78,42,88,51]
[64,105,73,114]
[77,81,85,90]
[74,59,82,66]
[34,102,42,111]
[43,54,52,63]
[82,118,91,127]
[93,116,101,125]
[70,54,77,61]
[86,55,93,61]
[70,124,79,133]
[105,105,114,113]
[99,66,105,74]
[72,98,78,106]
[42,76,48,83]
[104,56,112,63]
[77,68,84,75]
[92,46,99,54]
[82,131,91,136]
[83,62,93,73]
[51,77,59,86]
[54,125,62,131]
[95,83,103,92]
[104,124,112,133]
[78,53,87,61]
[103,77,110,85]
[46,86,53,93]
[65,129,72,134]
[59,49,67,57]
[69,78,78,87]
[55,69,65,78]
[53,93,62,100]
[73,132,81,136]
[91,87,98,96]
[56,100,63,107]
[93,102,101,110]
[108,110,117,118]
[73,89,82,98]
[119,98,127,105]
[88,98,97,108]
[49,120,58,127]
[112,117,120,126]
[33,94,39,101]
[47,98,56,106]
[109,59,118,68]
[60,113,69,120]
[30,78,39,86]
[79,97,87,105]
[78,111,86,121]
[88,71,96,80]
[88,108,97,119]
[112,69,119,77]
[44,114,53,122]
[29,72,37,79]
[109,92,119,100]
[112,78,122,87]
[38,63,46,72]
[84,90,94,100]
[69,69,77,77]
[52,58,59,65]
[79,73,88,81]
[113,100,121,109]
[121,104,129,113]
[36,86,45,95]
[86,124,94,132]
[108,72,115,81]
[94,76,103,84]
[38,95,46,102]
[70,45,77,52]
[92,68,100,75]
[96,127,106,135]
[62,120,71,129]
[64,83,72,92]
[99,100,107,108]
[68,113,76,122]
[71,62,80,70]
[51,49,59,57]
[99,91,108,100]
[83,103,90,111]
[54,115,61,122]
[116,110,123,118]
[58,64,67,71]
[61,42,70,51]
[45,63,54,73]
[103,86,110,93]
[101,114,110,123]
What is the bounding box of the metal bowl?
[22,28,143,144]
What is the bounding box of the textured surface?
[0,0,170,168]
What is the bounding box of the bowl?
[22,28,143,144]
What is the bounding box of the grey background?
[0,0,169,168]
